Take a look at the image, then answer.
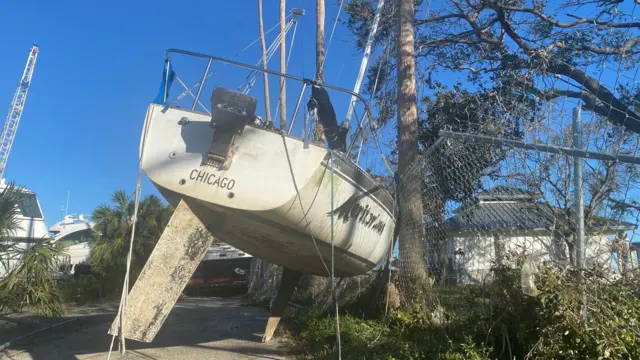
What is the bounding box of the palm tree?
[0,182,63,316]
[90,190,173,294]
[0,183,27,271]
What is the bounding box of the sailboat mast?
[258,0,272,124]
[345,0,385,124]
[279,0,287,129]
[314,0,326,141]
[315,0,325,82]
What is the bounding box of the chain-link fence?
[386,112,640,357]
[397,128,639,290]
[245,80,640,330]
[232,0,640,356]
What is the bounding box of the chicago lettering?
[189,169,236,190]
[330,195,386,235]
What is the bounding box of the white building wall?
[451,232,615,284]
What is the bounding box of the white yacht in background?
[49,214,94,276]
[0,179,49,278]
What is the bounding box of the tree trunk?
[314,0,326,142]
[396,0,428,286]
[279,0,287,130]
[258,0,272,124]
[302,0,327,293]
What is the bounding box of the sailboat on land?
[141,73,395,276]
[113,4,393,344]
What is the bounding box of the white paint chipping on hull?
[141,104,395,277]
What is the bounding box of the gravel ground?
[0,297,288,360]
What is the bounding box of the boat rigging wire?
[344,0,385,128]
[106,103,151,359]
[354,40,386,164]
[272,20,300,121]
[348,43,394,176]
[175,14,292,102]
[279,132,331,276]
[164,50,376,127]
[322,0,344,68]
[175,75,211,114]
[242,20,295,94]
[329,149,342,360]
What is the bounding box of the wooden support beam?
[109,199,215,343]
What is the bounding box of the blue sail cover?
[153,60,176,105]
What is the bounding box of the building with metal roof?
[439,186,637,284]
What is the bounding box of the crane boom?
[0,45,39,180]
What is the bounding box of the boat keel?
[262,267,302,342]
[108,199,216,343]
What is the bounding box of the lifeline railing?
[162,49,378,153]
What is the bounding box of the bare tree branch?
[546,37,640,55]
[451,0,503,46]
[494,7,534,52]
[416,13,466,25]
[551,64,640,133]
[496,4,640,29]
[566,14,640,29]
[585,162,617,221]
[608,197,640,212]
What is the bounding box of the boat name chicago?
[189,169,236,190]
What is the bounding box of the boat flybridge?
[0,179,49,278]
[112,49,396,343]
[48,214,94,276]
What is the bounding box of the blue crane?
[0,45,39,180]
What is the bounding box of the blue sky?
[0,0,367,223]
[1,0,638,249]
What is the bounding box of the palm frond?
[88,189,173,295]
[0,238,64,316]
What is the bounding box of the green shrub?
[287,264,640,360]
[0,240,64,317]
[60,274,103,304]
[529,267,640,360]
[290,308,492,359]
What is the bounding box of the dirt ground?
[1,297,289,360]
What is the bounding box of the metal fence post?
[573,107,585,271]
[573,106,587,322]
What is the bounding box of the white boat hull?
[141,104,395,277]
[0,183,49,279]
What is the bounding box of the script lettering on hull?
[329,188,386,235]
[189,169,236,190]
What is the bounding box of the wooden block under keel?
[108,199,215,343]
